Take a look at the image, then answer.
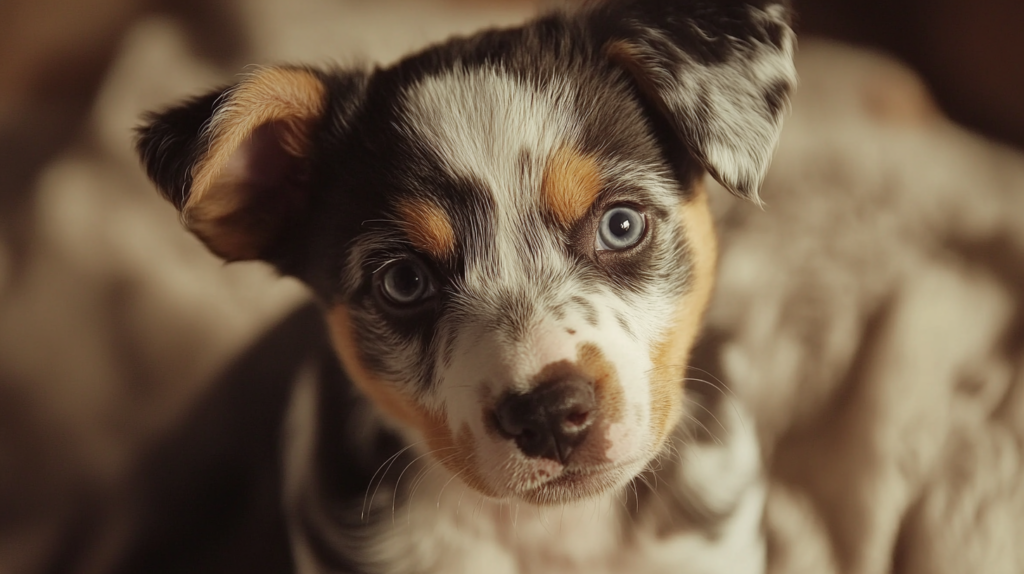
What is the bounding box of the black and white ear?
[135,66,364,261]
[588,0,797,202]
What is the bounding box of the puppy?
[135,1,796,572]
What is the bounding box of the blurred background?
[0,0,1022,572]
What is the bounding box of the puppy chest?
[368,483,621,574]
[364,478,763,574]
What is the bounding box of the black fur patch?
[135,89,225,209]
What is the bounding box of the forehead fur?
[388,66,676,255]
[399,68,578,210]
[312,31,693,302]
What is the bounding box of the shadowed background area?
[0,0,1022,572]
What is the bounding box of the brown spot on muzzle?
[649,182,718,444]
[520,343,626,427]
[577,342,626,425]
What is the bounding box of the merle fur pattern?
[134,1,795,572]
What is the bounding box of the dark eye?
[378,258,435,306]
[596,206,646,251]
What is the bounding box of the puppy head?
[136,0,795,504]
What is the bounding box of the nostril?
[493,375,598,463]
[564,410,591,429]
[493,394,533,438]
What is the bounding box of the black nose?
[493,376,597,464]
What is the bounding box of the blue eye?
[379,258,435,306]
[596,206,646,251]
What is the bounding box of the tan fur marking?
[394,199,457,260]
[325,306,496,496]
[649,182,718,443]
[577,342,626,424]
[185,67,326,253]
[542,147,603,227]
[327,306,425,429]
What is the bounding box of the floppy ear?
[588,0,797,202]
[135,66,363,261]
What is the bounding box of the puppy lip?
[513,456,647,501]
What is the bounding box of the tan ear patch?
[189,67,326,212]
[184,67,326,258]
[325,306,496,497]
[649,182,718,443]
[394,199,457,260]
[542,147,603,227]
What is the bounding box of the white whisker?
[364,441,422,521]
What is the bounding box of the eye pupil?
[380,259,434,306]
[390,265,420,295]
[611,213,631,236]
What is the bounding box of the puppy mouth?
[510,456,647,504]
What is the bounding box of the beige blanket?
[706,43,1024,574]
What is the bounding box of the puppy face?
[326,66,719,502]
[136,0,795,504]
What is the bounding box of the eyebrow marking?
[394,198,457,260]
[541,146,603,228]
